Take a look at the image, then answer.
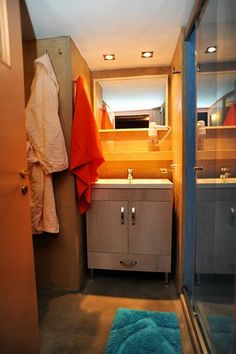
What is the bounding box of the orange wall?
[196,127,236,178]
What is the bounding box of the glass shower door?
[193,0,236,352]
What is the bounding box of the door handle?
[131,207,136,225]
[19,168,31,178]
[121,207,125,224]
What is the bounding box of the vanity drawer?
[88,252,171,272]
[91,188,173,201]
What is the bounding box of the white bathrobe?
[25,53,68,234]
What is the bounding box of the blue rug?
[105,308,182,354]
[207,315,234,354]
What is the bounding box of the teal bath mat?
[105,308,182,354]
[208,315,234,354]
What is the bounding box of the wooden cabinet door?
[87,200,128,253]
[214,201,236,256]
[195,201,215,273]
[196,200,236,274]
[128,201,172,255]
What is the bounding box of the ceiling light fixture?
[142,51,153,58]
[205,46,217,54]
[103,54,115,61]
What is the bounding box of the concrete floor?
[38,271,195,354]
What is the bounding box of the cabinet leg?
[165,272,169,285]
[90,269,95,279]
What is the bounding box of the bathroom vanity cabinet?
[86,179,173,278]
[196,179,236,275]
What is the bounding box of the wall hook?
[172,67,181,74]
[58,48,62,55]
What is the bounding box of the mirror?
[196,0,236,126]
[93,75,168,130]
[197,71,236,126]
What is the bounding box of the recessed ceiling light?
[205,46,217,54]
[103,54,115,61]
[142,51,153,58]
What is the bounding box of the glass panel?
[194,0,236,352]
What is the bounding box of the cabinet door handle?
[132,207,136,225]
[230,207,236,215]
[120,260,137,267]
[121,207,125,224]
[230,207,236,225]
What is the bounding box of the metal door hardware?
[194,166,203,171]
[230,207,236,226]
[120,260,137,267]
[21,185,28,195]
[19,169,31,178]
[121,207,125,224]
[131,207,136,225]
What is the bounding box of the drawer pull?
[120,259,137,267]
[131,207,136,225]
[121,207,125,224]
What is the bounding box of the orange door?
[0,1,39,353]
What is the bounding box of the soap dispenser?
[148,122,158,151]
[196,120,206,150]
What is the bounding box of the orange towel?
[70,76,104,214]
[223,103,236,126]
[101,105,113,129]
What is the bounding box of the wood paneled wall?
[23,37,91,290]
[171,30,185,294]
[98,129,173,179]
[196,127,236,178]
[92,66,171,80]
[92,66,173,178]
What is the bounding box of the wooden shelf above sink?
[103,150,173,161]
[197,149,236,160]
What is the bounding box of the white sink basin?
[93,178,173,189]
[197,178,236,188]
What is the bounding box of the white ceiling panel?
[25,0,195,70]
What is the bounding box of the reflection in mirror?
[93,75,168,130]
[197,71,236,126]
[196,0,236,126]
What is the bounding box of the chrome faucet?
[220,167,231,179]
[128,168,134,183]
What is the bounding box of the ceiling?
[98,76,166,112]
[197,0,236,63]
[25,0,195,71]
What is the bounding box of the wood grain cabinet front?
[196,187,236,276]
[86,187,173,276]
